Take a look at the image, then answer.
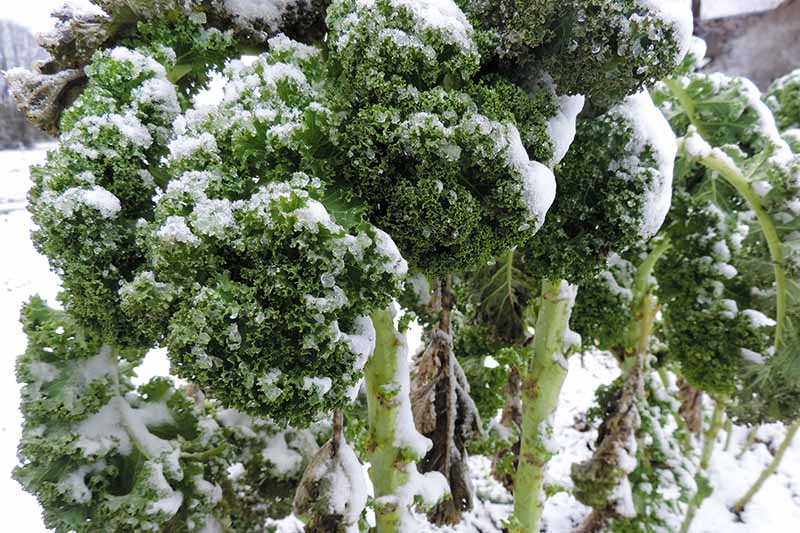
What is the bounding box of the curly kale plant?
[121,41,405,424]
[524,90,677,284]
[766,68,800,131]
[14,298,229,532]
[28,46,182,349]
[325,0,563,274]
[461,0,693,109]
[654,58,800,423]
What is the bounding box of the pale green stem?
[663,80,787,350]
[510,278,577,533]
[662,79,713,140]
[624,238,670,351]
[734,419,800,512]
[364,307,410,533]
[737,426,759,460]
[723,417,734,452]
[681,399,726,533]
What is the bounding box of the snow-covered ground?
[1,147,798,531]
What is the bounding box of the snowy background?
[1,0,799,531]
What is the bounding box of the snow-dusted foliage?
[27,46,181,348]
[324,0,563,274]
[523,90,677,284]
[586,373,696,533]
[766,68,800,131]
[460,0,692,108]
[13,1,800,532]
[653,45,800,422]
[14,298,228,532]
[121,42,404,424]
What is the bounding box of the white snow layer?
[615,91,678,239]
[505,125,557,231]
[637,0,694,61]
[546,93,585,167]
[222,0,304,31]
[359,0,475,52]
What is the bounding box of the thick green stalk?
[734,419,800,512]
[510,278,577,533]
[365,307,408,533]
[680,399,726,533]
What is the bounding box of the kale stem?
[733,418,800,512]
[662,79,713,140]
[364,306,413,533]
[510,278,577,533]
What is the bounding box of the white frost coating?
[686,36,708,64]
[357,0,475,52]
[226,462,245,480]
[505,125,557,230]
[75,396,175,461]
[54,186,122,219]
[262,432,304,477]
[109,47,167,78]
[104,113,154,148]
[146,462,184,516]
[158,216,200,245]
[59,462,106,504]
[301,435,368,529]
[546,93,585,166]
[562,328,582,354]
[713,262,738,279]
[558,279,579,304]
[385,315,433,459]
[720,298,739,319]
[737,77,793,168]
[191,198,236,238]
[222,0,301,31]
[742,309,777,328]
[374,463,449,530]
[134,78,181,115]
[193,476,223,505]
[682,126,713,159]
[343,316,377,373]
[613,91,678,238]
[611,476,637,518]
[336,438,369,530]
[483,355,500,369]
[168,133,218,161]
[302,376,333,396]
[636,0,694,62]
[741,348,766,365]
[291,199,342,233]
[406,272,432,305]
[267,33,320,60]
[600,270,634,302]
[372,227,409,276]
